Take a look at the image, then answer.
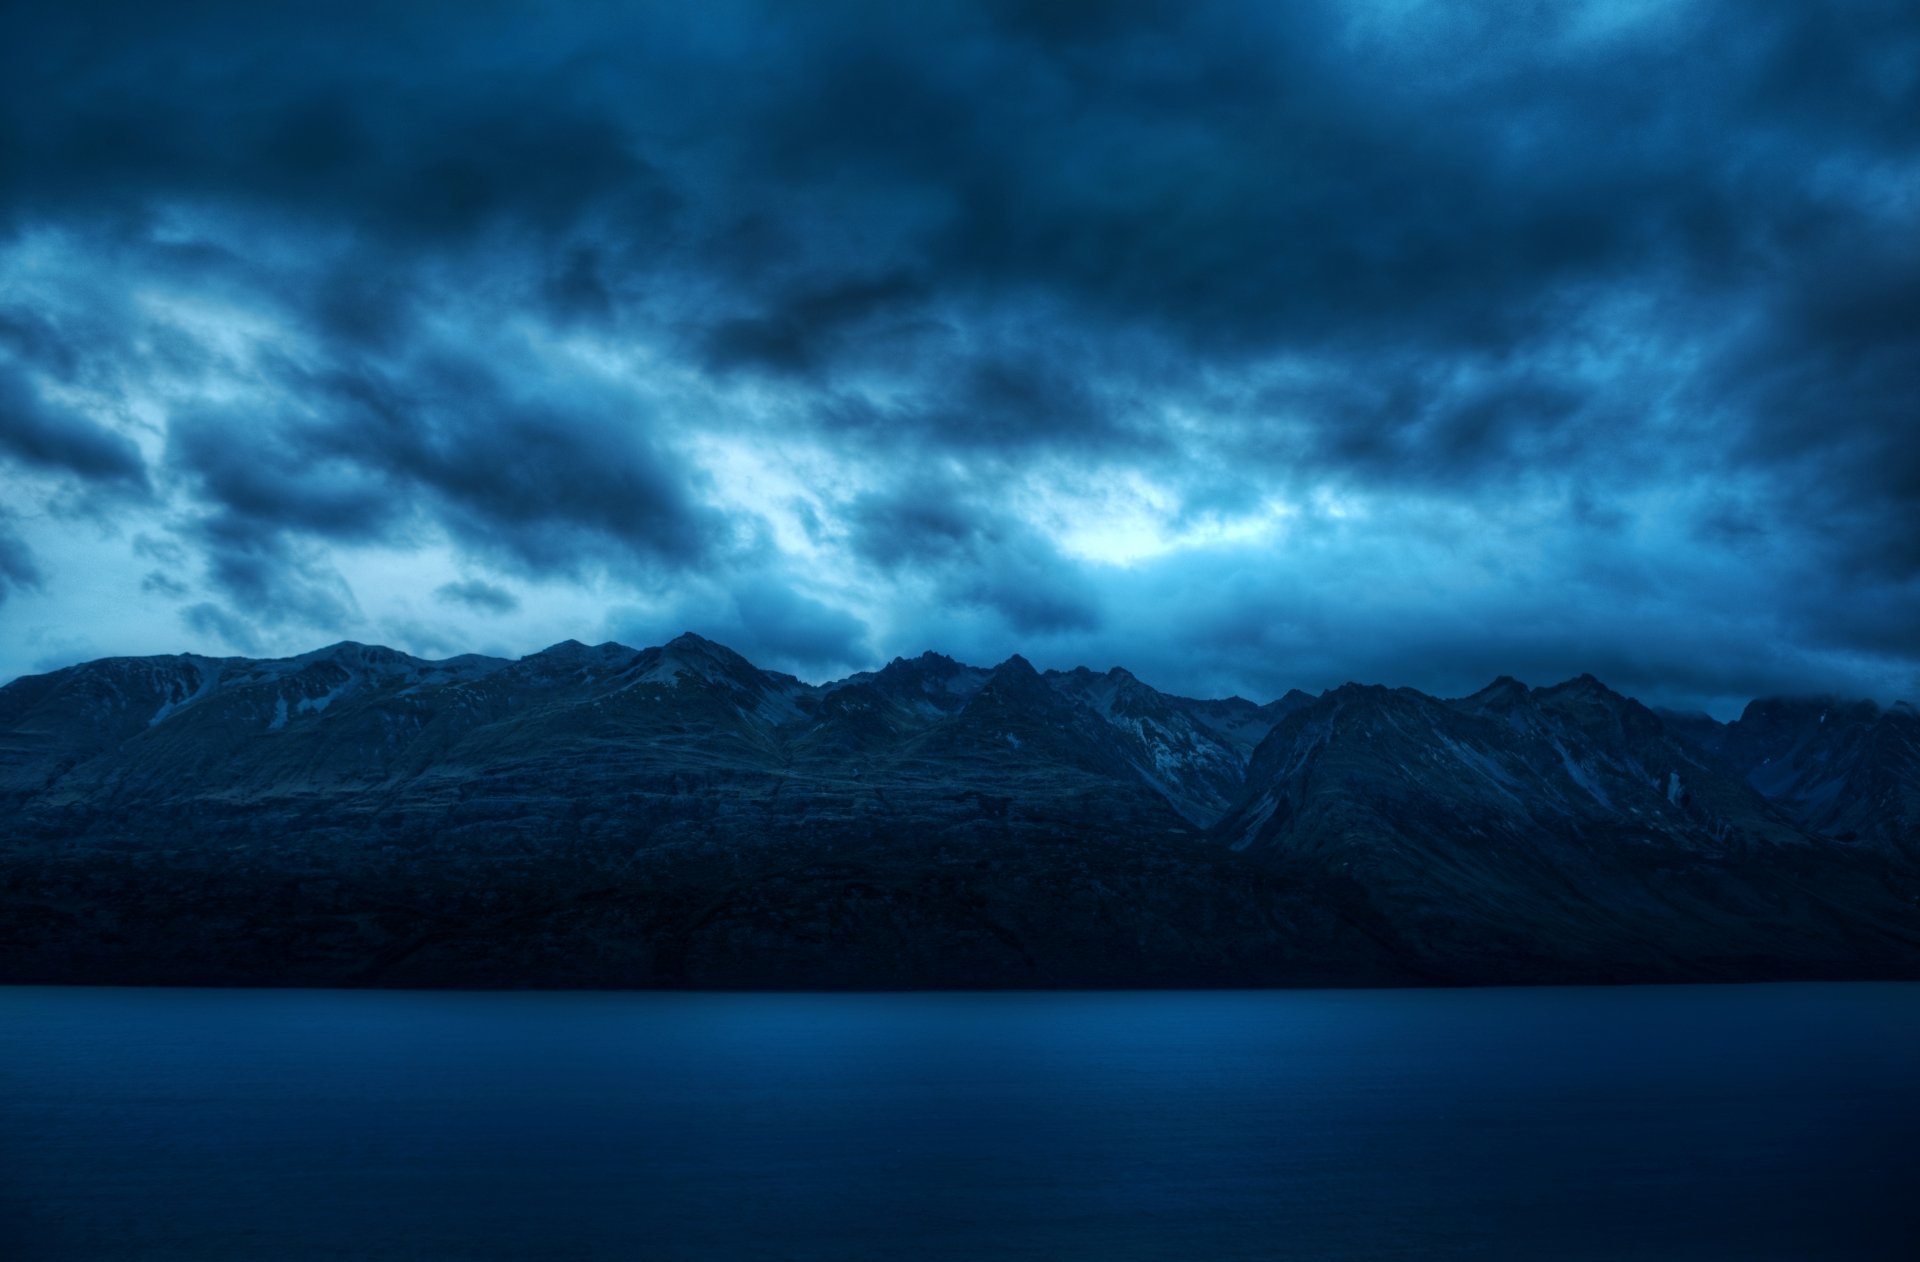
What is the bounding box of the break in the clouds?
[1,0,1916,715]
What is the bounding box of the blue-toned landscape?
[4,636,1918,990]
[4,1,1918,1257]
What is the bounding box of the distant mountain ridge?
[0,635,1315,828]
[1,636,1916,989]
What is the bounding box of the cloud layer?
[1,0,1916,714]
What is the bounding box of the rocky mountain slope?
[1217,677,1917,982]
[1,637,1915,989]
[1664,697,1920,855]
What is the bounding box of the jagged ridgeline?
[2,636,1916,988]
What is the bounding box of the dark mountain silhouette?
[2,638,1915,989]
[1219,677,1915,982]
[1665,696,1920,855]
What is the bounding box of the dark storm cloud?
[436,579,519,616]
[848,476,1102,634]
[0,514,41,603]
[0,308,85,384]
[748,2,1686,356]
[294,358,726,576]
[0,0,1915,705]
[158,352,727,619]
[140,570,189,600]
[180,601,260,655]
[188,518,359,635]
[925,354,1127,452]
[0,3,678,247]
[1703,234,1920,581]
[543,247,617,328]
[729,581,872,668]
[162,404,393,637]
[608,576,872,677]
[166,405,398,544]
[1251,362,1603,491]
[0,361,149,491]
[698,272,930,378]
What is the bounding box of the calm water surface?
[1,984,1916,1260]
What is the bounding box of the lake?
[1,984,1915,1260]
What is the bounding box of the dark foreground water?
[2,985,1917,1261]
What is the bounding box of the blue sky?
[2,0,1916,716]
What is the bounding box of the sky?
[1,0,1916,716]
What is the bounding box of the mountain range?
[2,635,1916,988]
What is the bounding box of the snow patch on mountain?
[1551,737,1613,809]
[148,663,224,727]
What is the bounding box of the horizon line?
[7,632,1912,721]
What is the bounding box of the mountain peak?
[1540,672,1629,704]
[1739,694,1880,721]
[879,650,972,683]
[1454,675,1533,714]
[627,634,768,690]
[1324,681,1393,701]
[304,640,375,656]
[659,632,754,668]
[291,640,417,667]
[970,654,1052,705]
[843,650,988,712]
[520,640,639,671]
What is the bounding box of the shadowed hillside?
[2,637,1916,989]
